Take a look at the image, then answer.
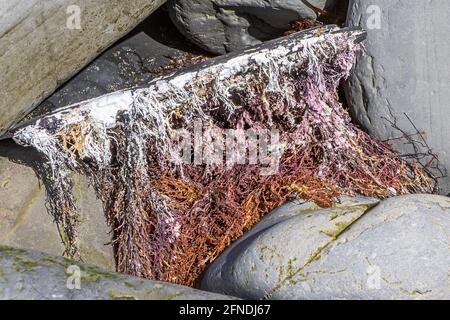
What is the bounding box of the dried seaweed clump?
[13,27,432,286]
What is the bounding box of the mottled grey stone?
[19,8,202,123]
[345,0,450,194]
[0,140,115,271]
[168,0,331,54]
[0,0,166,135]
[0,15,195,266]
[0,10,200,266]
[32,32,184,113]
[201,194,450,300]
[0,246,236,300]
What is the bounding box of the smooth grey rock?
[201,194,450,300]
[0,0,166,135]
[29,32,186,116]
[168,0,331,54]
[0,10,199,265]
[345,0,450,194]
[25,8,200,117]
[0,140,114,271]
[0,246,236,300]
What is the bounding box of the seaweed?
[13,26,431,286]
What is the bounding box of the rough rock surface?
[201,195,450,300]
[345,0,450,194]
[19,8,203,123]
[26,32,186,117]
[0,0,166,135]
[0,246,236,300]
[168,0,331,54]
[0,8,200,273]
[0,140,114,270]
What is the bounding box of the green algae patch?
[124,281,136,289]
[40,257,67,268]
[81,272,101,284]
[14,256,39,270]
[276,257,299,285]
[10,255,40,273]
[79,264,118,283]
[266,204,375,299]
[328,204,373,221]
[107,291,137,300]
[0,246,26,255]
[106,287,185,300]
[322,204,373,238]
[161,292,183,300]
[320,218,358,239]
[0,266,5,280]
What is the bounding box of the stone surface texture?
[0,0,166,135]
[345,0,450,194]
[0,7,199,273]
[0,140,114,271]
[0,246,236,300]
[201,195,450,300]
[168,0,330,54]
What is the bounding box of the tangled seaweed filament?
[13,26,431,286]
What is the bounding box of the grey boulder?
[21,7,199,122]
[0,140,115,271]
[201,194,450,300]
[0,246,236,300]
[0,11,202,281]
[345,0,450,194]
[168,0,329,54]
[0,0,166,135]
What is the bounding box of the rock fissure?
[264,203,375,299]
